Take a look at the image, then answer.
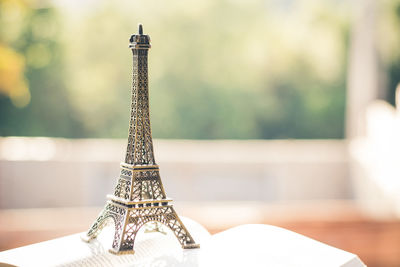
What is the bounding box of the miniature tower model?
[82,24,199,254]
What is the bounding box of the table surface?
[0,217,365,267]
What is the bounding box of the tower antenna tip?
[138,24,143,35]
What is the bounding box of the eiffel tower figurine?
[82,24,200,255]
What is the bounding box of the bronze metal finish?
[82,24,199,255]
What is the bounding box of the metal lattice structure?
[82,24,199,255]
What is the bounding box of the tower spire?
[138,23,143,35]
[125,23,153,165]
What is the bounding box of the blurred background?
[1,0,400,266]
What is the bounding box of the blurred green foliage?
[0,0,353,139]
[381,0,400,106]
[0,0,84,137]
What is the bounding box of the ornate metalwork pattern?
[125,48,155,166]
[82,24,199,254]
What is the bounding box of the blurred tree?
[382,0,400,106]
[0,0,84,137]
[1,0,351,139]
[62,0,349,139]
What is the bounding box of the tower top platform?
[129,24,151,49]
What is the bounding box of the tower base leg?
[108,249,135,255]
[183,243,201,249]
[82,200,199,254]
